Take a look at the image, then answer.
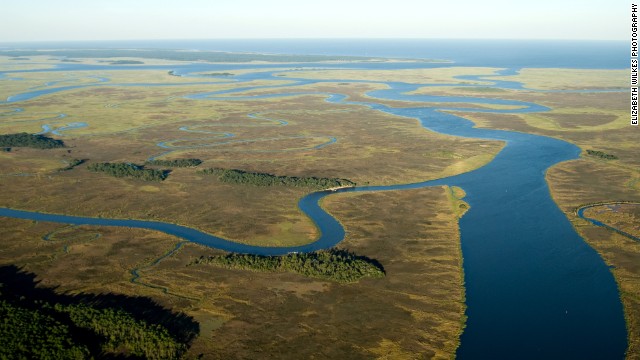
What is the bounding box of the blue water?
[0,40,628,359]
[0,39,627,68]
[0,206,344,255]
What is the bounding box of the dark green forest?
[88,162,169,181]
[199,168,355,189]
[586,149,618,160]
[145,158,202,167]
[0,265,198,359]
[190,249,385,283]
[0,133,65,149]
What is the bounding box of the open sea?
[0,39,627,69]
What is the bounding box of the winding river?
[0,61,627,359]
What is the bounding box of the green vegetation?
[0,303,185,359]
[0,132,64,149]
[0,300,89,359]
[57,304,185,358]
[190,248,385,283]
[586,149,618,160]
[0,266,192,359]
[88,162,169,181]
[199,167,355,189]
[146,158,202,167]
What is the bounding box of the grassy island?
[0,133,64,149]
[199,167,355,189]
[190,248,385,283]
[88,162,169,181]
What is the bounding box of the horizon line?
[0,37,627,44]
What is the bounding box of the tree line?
[88,162,169,181]
[190,248,385,283]
[146,158,202,167]
[59,158,84,171]
[0,132,65,149]
[199,167,355,189]
[586,149,618,160]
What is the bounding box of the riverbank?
[547,161,640,360]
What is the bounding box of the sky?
[1,0,626,42]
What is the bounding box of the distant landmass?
[0,48,404,63]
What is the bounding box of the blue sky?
[1,0,625,42]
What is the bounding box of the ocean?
[0,38,627,69]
